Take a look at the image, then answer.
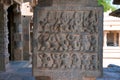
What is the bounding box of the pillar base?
[35,76,51,80]
[0,55,6,71]
[83,77,96,80]
[35,76,96,80]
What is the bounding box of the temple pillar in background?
[0,0,13,71]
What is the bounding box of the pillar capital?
[38,0,98,7]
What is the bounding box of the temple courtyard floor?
[0,61,120,80]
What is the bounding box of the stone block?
[33,0,103,80]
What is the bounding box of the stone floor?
[97,64,120,80]
[0,61,35,80]
[0,61,120,80]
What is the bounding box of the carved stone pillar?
[13,4,23,60]
[0,0,23,71]
[0,3,9,71]
[22,16,31,60]
[104,31,108,47]
[118,32,120,47]
[31,0,37,7]
[33,0,103,80]
[114,32,117,46]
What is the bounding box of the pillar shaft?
[119,32,120,47]
[114,32,117,46]
[33,0,103,79]
[0,3,9,71]
[38,0,98,6]
[22,16,31,60]
[13,4,23,60]
[104,31,108,47]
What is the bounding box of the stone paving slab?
[0,61,120,80]
[0,61,35,80]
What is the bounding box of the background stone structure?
[0,0,14,71]
[0,3,9,71]
[22,16,31,60]
[7,2,23,61]
[0,0,34,71]
[21,0,33,60]
[33,0,103,80]
[0,0,23,71]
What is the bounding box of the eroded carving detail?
[37,33,97,52]
[38,11,98,33]
[36,10,99,71]
[37,52,98,70]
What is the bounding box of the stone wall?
[33,0,103,79]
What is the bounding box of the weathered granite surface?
[0,3,10,71]
[33,0,103,80]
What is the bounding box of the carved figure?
[52,53,62,68]
[49,34,59,51]
[39,53,53,68]
[71,53,81,68]
[60,53,72,69]
[82,35,91,51]
[38,33,50,51]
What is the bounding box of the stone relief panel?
[34,9,101,72]
[37,33,97,52]
[38,11,98,33]
[37,52,98,70]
